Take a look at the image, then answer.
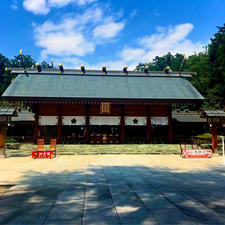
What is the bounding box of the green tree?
[136,52,185,72]
[207,24,225,109]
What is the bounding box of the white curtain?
[90,116,121,125]
[39,116,58,126]
[125,117,147,126]
[62,116,86,126]
[151,117,168,126]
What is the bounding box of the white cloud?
[48,0,75,7]
[33,18,95,58]
[102,23,205,70]
[93,22,125,39]
[11,0,18,10]
[23,0,49,15]
[33,7,125,61]
[77,0,95,6]
[23,0,96,15]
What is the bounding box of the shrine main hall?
[2,67,204,144]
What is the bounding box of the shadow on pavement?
[0,163,225,225]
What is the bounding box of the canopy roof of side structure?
[2,69,204,105]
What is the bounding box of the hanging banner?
[62,116,85,126]
[182,149,212,158]
[125,117,147,126]
[151,117,168,126]
[90,116,120,125]
[39,116,58,126]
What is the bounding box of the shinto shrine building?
[2,68,204,144]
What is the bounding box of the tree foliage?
[0,54,52,98]
[136,24,225,109]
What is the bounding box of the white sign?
[125,117,147,126]
[90,116,120,125]
[151,117,168,126]
[62,116,85,126]
[39,116,58,126]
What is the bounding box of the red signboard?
[182,149,212,158]
[32,151,54,159]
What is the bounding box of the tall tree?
[207,24,225,109]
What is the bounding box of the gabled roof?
[172,111,207,123]
[202,110,225,118]
[2,71,204,104]
[11,110,35,122]
[0,107,17,116]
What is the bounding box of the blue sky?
[0,0,225,69]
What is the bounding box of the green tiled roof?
[173,111,207,123]
[0,107,17,116]
[2,73,204,103]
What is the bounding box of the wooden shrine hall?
[2,67,204,144]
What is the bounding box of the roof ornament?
[80,64,85,74]
[35,63,42,72]
[102,65,107,75]
[19,49,27,73]
[178,54,187,76]
[123,66,128,75]
[164,66,171,76]
[144,65,149,75]
[51,58,54,68]
[58,64,64,73]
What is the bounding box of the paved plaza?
[0,155,225,225]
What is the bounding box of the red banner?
[182,149,212,158]
[32,151,54,159]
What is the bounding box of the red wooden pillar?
[0,126,6,156]
[146,105,151,144]
[34,103,39,144]
[211,125,218,153]
[168,106,173,144]
[85,104,90,143]
[57,104,62,143]
[120,104,125,143]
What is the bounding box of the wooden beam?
[85,104,90,143]
[0,127,6,156]
[34,104,39,144]
[120,104,125,143]
[57,104,62,143]
[168,106,173,144]
[146,105,151,144]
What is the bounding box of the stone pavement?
[0,155,225,225]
